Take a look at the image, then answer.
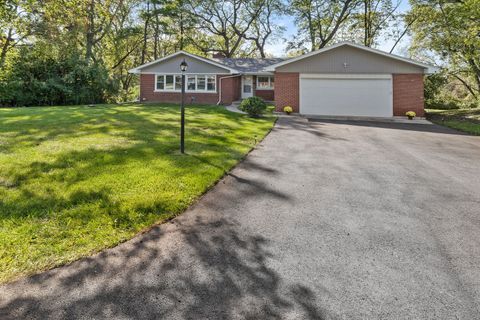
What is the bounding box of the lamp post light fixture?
[180,59,188,153]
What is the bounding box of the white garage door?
[299,74,393,117]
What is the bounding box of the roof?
[129,42,437,75]
[213,57,287,74]
[265,41,438,74]
[128,51,239,74]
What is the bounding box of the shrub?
[266,105,275,113]
[0,46,116,107]
[426,99,460,110]
[239,96,267,117]
[283,106,293,114]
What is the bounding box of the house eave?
[128,51,239,74]
[265,41,438,74]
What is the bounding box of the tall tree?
[183,0,265,57]
[408,0,480,98]
[0,0,38,69]
[288,0,358,52]
[84,0,124,62]
[244,0,285,57]
[360,0,399,47]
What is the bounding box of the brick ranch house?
[129,42,437,118]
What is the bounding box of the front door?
[241,76,253,99]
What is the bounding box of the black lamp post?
[180,59,188,153]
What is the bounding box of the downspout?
[217,74,242,105]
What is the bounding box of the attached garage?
[299,74,392,117]
[266,42,437,118]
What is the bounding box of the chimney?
[212,52,226,59]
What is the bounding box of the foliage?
[0,46,115,107]
[347,0,399,47]
[424,73,447,104]
[408,0,480,103]
[183,0,284,57]
[288,0,358,51]
[239,96,267,117]
[288,0,403,51]
[0,104,276,283]
[283,106,293,114]
[0,0,288,106]
[266,105,276,113]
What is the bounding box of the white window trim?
[154,74,217,93]
[256,76,274,90]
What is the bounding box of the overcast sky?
[265,0,412,57]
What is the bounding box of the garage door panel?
[300,76,393,117]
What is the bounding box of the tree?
[183,0,265,57]
[244,0,285,57]
[0,0,39,69]
[408,0,480,99]
[361,0,399,47]
[288,0,358,52]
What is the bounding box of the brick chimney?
[212,52,226,59]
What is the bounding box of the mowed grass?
[0,104,276,283]
[426,108,480,135]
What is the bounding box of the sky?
[264,0,412,57]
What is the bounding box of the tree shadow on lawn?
[0,106,325,319]
[0,104,279,286]
[0,104,255,153]
[0,213,326,320]
[1,105,266,216]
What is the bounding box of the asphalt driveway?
[1,116,479,319]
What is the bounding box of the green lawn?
[426,108,480,135]
[0,104,276,283]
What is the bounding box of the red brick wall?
[252,76,274,101]
[255,90,274,101]
[139,74,238,105]
[220,75,241,104]
[273,72,299,112]
[393,74,425,117]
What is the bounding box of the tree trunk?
[153,2,160,59]
[0,29,12,70]
[141,1,150,64]
[468,59,480,95]
[180,12,184,50]
[85,0,96,62]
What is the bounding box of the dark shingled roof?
[212,57,288,73]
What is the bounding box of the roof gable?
[129,51,238,74]
[265,42,437,74]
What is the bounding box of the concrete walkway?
[1,117,480,319]
[225,104,245,114]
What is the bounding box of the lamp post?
[180,59,188,153]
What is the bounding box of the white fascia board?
[128,51,239,74]
[265,42,437,74]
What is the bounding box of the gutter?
[217,74,242,105]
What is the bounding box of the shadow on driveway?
[0,157,324,320]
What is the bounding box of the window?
[154,74,216,92]
[156,75,164,90]
[256,76,274,89]
[187,76,196,91]
[206,76,216,91]
[175,75,182,91]
[165,75,174,90]
[196,76,206,91]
